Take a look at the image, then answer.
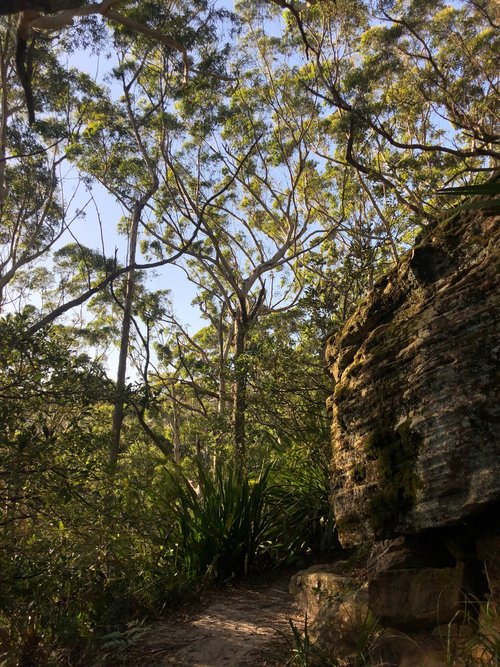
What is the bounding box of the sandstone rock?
[373,630,447,667]
[289,563,357,623]
[289,566,376,665]
[431,622,474,642]
[366,535,455,577]
[325,208,500,546]
[369,563,465,629]
[367,535,469,630]
[309,586,373,666]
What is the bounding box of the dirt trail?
[117,575,302,667]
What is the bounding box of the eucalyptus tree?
[228,0,499,348]
[0,14,89,310]
[2,0,223,124]
[265,0,499,217]
[61,1,234,471]
[144,313,228,464]
[142,36,340,464]
[243,306,332,460]
[226,2,409,323]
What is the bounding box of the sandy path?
[116,575,302,667]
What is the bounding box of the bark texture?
[0,0,83,14]
[232,317,248,465]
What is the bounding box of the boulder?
[289,563,357,623]
[325,208,500,546]
[289,565,374,665]
[316,202,499,662]
[369,564,464,630]
[366,536,464,629]
[310,587,372,666]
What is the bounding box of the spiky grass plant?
[268,457,337,562]
[167,459,278,581]
[285,616,339,667]
[445,595,500,666]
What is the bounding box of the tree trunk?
[216,309,230,417]
[212,311,231,469]
[217,372,226,417]
[172,387,181,463]
[0,0,83,15]
[232,317,247,466]
[108,201,141,473]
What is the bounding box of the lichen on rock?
[364,419,422,537]
[325,205,500,547]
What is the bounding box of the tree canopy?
[0,0,498,662]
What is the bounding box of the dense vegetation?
[0,0,498,663]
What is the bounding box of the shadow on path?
[116,575,301,667]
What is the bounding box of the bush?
[164,455,337,582]
[165,459,278,581]
[268,456,337,563]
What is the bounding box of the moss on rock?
[364,420,422,537]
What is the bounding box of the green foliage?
[0,313,336,663]
[438,183,500,197]
[166,459,278,581]
[162,451,336,584]
[438,180,500,212]
[268,451,337,561]
[0,314,181,664]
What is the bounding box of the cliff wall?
[325,205,500,547]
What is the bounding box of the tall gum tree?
[265,0,499,216]
[0,16,89,309]
[143,30,341,464]
[66,3,234,472]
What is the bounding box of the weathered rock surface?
[309,202,500,664]
[367,536,464,629]
[289,563,358,623]
[290,565,371,665]
[325,206,500,546]
[310,587,371,665]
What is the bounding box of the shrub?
[166,459,278,581]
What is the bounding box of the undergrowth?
[0,454,335,665]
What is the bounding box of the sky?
[61,43,209,336]
[57,0,285,339]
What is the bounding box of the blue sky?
[62,45,206,336]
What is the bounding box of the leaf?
[437,181,500,213]
[437,183,500,196]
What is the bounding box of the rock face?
[292,202,499,665]
[324,206,500,547]
[367,536,464,629]
[290,562,452,666]
[289,564,371,665]
[289,563,359,621]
